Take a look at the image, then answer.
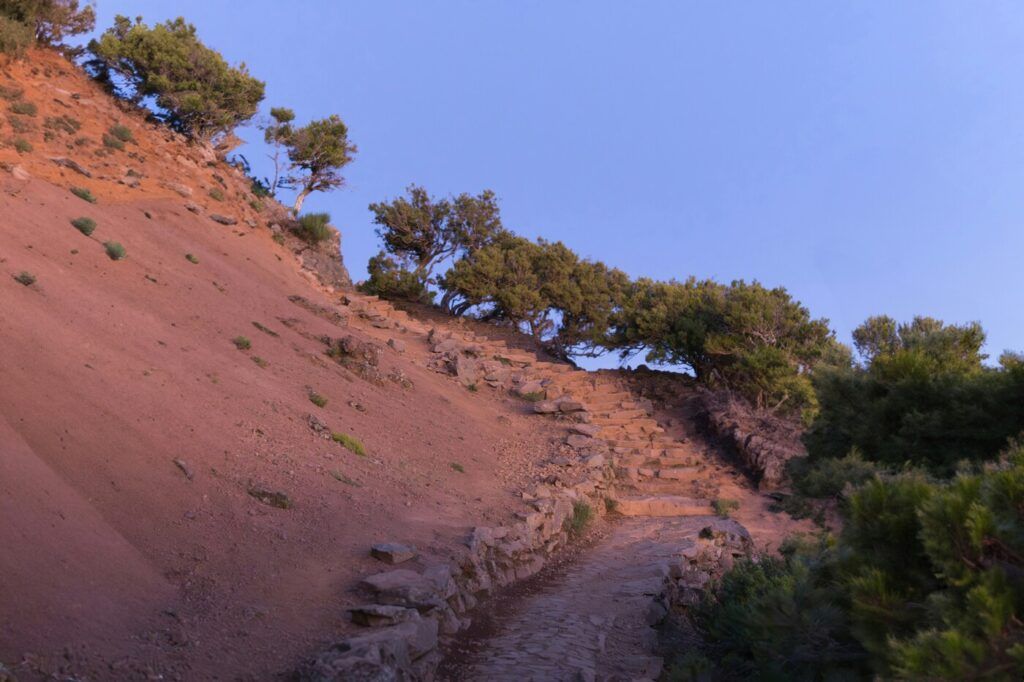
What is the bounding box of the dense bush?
[681,449,1024,680]
[87,15,265,141]
[607,278,840,412]
[293,212,334,244]
[806,316,1024,473]
[359,251,434,303]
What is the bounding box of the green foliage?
[88,15,265,141]
[108,123,133,143]
[231,335,251,350]
[0,0,94,54]
[359,251,433,303]
[208,187,224,201]
[12,136,31,153]
[101,132,124,150]
[712,498,740,518]
[185,253,199,264]
[293,212,334,244]
[806,316,1024,473]
[9,100,36,116]
[12,271,35,286]
[520,391,545,402]
[608,278,836,411]
[308,391,327,408]
[450,461,465,473]
[330,469,361,487]
[70,216,95,235]
[688,451,1024,679]
[332,432,366,456]
[440,233,628,347]
[0,84,23,100]
[103,241,125,260]
[44,114,80,134]
[566,501,593,534]
[70,186,96,203]
[788,449,882,500]
[277,114,355,212]
[369,185,504,294]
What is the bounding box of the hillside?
[0,50,809,681]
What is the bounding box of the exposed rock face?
[294,228,352,290]
[696,390,805,489]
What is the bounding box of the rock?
[162,181,193,197]
[516,381,544,397]
[348,604,420,627]
[431,338,459,353]
[569,423,601,437]
[566,434,595,449]
[10,164,30,181]
[210,213,238,225]
[646,599,668,626]
[583,454,605,469]
[359,567,454,611]
[247,486,293,509]
[371,543,417,565]
[533,400,559,414]
[558,400,585,412]
[451,353,478,386]
[307,414,332,439]
[387,338,406,353]
[185,201,202,214]
[297,632,413,680]
[172,458,194,480]
[50,156,92,177]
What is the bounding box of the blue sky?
[92,2,1024,363]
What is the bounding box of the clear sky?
[91,2,1024,364]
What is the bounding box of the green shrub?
[13,137,31,153]
[330,470,360,487]
[108,124,133,142]
[0,84,23,100]
[9,101,36,116]
[103,241,126,260]
[208,187,224,201]
[44,115,81,134]
[520,391,545,403]
[231,336,251,350]
[12,271,35,286]
[185,253,199,264]
[712,498,740,518]
[102,133,125,150]
[308,391,327,408]
[7,115,30,133]
[70,216,96,235]
[359,251,434,303]
[0,16,33,56]
[449,461,465,473]
[566,501,593,535]
[70,186,96,203]
[294,212,333,244]
[250,355,268,368]
[332,432,366,456]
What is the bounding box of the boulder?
[210,213,238,225]
[558,400,585,413]
[371,543,417,565]
[348,604,420,628]
[569,423,602,437]
[533,401,559,414]
[387,338,406,353]
[566,434,596,449]
[516,381,544,398]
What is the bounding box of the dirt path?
[440,516,715,681]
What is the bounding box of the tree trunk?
[292,186,313,214]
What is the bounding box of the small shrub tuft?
[232,336,251,350]
[102,133,125,150]
[185,253,199,264]
[9,101,36,116]
[250,356,269,368]
[520,391,545,403]
[567,501,593,534]
[308,391,328,408]
[108,124,134,143]
[103,241,126,260]
[332,432,366,456]
[71,217,96,236]
[294,212,333,244]
[71,187,97,203]
[13,137,31,154]
[712,498,740,518]
[13,271,35,286]
[44,115,81,135]
[208,188,224,201]
[330,470,361,487]
[450,462,465,473]
[0,85,23,100]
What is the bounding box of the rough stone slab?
[371,542,417,564]
[614,496,712,517]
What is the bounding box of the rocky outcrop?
[294,228,352,290]
[296,451,617,680]
[696,391,805,489]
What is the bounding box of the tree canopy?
[0,0,94,54]
[87,15,265,141]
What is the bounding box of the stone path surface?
[441,516,710,681]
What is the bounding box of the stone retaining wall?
[296,453,617,680]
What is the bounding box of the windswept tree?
[369,185,504,295]
[282,114,356,213]
[87,15,265,142]
[0,0,94,55]
[262,106,295,196]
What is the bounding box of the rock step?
[617,455,700,469]
[614,495,713,517]
[603,437,678,449]
[590,408,648,420]
[592,416,660,428]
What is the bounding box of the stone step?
[617,455,700,469]
[614,495,712,517]
[590,408,648,420]
[593,416,660,428]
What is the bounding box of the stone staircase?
[335,291,718,519]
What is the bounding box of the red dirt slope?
[0,51,566,680]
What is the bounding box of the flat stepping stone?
[615,495,712,517]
